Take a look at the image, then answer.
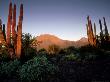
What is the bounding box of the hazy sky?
[0,0,110,41]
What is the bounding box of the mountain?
[75,37,88,47]
[34,34,88,50]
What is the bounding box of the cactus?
[94,23,96,38]
[93,23,96,46]
[0,18,2,30]
[2,24,6,41]
[86,16,96,46]
[6,2,12,46]
[0,19,6,47]
[99,19,104,45]
[12,4,16,45]
[103,17,108,35]
[0,2,23,58]
[0,18,2,25]
[103,17,109,41]
[86,24,89,42]
[86,16,110,49]
[16,4,23,58]
[99,19,103,34]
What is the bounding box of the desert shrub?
[81,53,98,61]
[58,49,67,57]
[0,53,10,62]
[0,59,20,78]
[79,45,96,53]
[0,47,10,62]
[65,46,78,54]
[18,55,58,82]
[48,44,60,55]
[37,48,48,56]
[20,47,37,63]
[78,45,107,61]
[58,53,80,64]
[64,53,78,61]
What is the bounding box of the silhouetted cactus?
[0,18,2,25]
[103,17,109,41]
[94,23,96,38]
[99,19,104,42]
[2,24,6,41]
[93,23,96,46]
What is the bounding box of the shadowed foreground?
[0,43,110,82]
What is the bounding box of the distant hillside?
[33,34,88,50]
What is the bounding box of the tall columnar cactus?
[86,16,96,46]
[0,19,6,46]
[0,2,23,58]
[94,23,96,38]
[0,19,2,32]
[99,19,103,36]
[93,23,97,46]
[103,17,109,41]
[6,2,12,46]
[12,4,16,45]
[0,19,3,43]
[86,19,90,43]
[86,16,110,48]
[87,16,91,43]
[0,18,2,26]
[2,24,6,41]
[99,19,104,44]
[103,17,108,35]
[16,4,23,58]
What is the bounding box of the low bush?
[18,55,58,82]
[64,53,78,61]
[0,59,20,79]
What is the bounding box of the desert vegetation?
[0,33,110,82]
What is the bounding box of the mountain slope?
[34,34,88,50]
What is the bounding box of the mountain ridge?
[34,34,88,50]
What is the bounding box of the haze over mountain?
[35,34,88,50]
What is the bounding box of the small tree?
[21,33,36,61]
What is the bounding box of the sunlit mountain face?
[33,34,88,50]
